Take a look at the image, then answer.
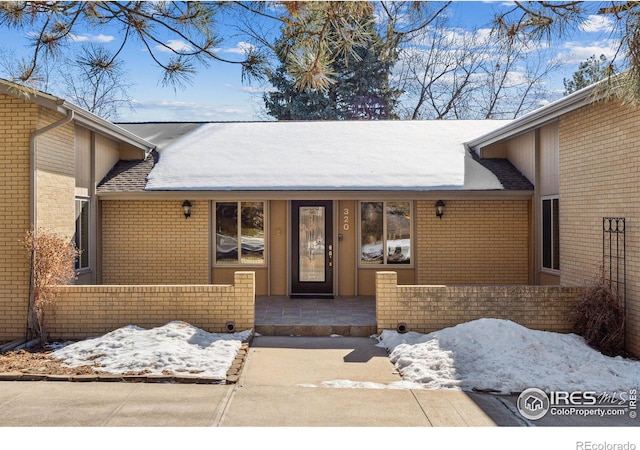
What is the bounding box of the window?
[74,198,90,271]
[360,201,411,265]
[542,197,559,271]
[215,202,265,265]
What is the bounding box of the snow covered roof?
[116,122,201,150]
[127,120,518,192]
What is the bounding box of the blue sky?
[0,1,622,122]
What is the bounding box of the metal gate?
[602,216,626,314]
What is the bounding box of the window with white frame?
[542,196,559,271]
[214,202,265,265]
[360,201,411,265]
[74,198,90,271]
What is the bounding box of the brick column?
[376,271,399,333]
[232,271,255,331]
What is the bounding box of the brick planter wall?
[46,272,255,340]
[376,271,583,334]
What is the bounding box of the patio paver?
[255,296,376,336]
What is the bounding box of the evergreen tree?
[264,19,401,120]
[563,54,614,95]
[264,63,342,120]
[335,39,401,120]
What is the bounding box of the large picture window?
[360,201,411,265]
[215,202,265,265]
[542,197,559,271]
[74,198,90,271]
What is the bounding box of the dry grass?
[0,348,100,375]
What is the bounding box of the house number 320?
[343,208,350,231]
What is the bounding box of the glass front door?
[291,201,333,297]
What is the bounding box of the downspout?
[26,107,75,342]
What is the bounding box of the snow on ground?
[376,318,640,394]
[49,318,638,393]
[318,379,424,389]
[52,321,251,380]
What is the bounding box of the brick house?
[0,78,638,357]
[103,120,533,297]
[466,85,640,356]
[0,80,154,341]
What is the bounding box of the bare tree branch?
[0,1,263,89]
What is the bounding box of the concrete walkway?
[220,336,499,426]
[0,336,635,427]
[0,336,509,427]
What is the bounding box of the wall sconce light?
[435,200,445,219]
[182,200,192,219]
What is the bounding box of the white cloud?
[220,41,256,55]
[579,14,615,33]
[155,39,194,53]
[480,1,515,4]
[126,99,252,121]
[557,40,618,65]
[241,86,277,94]
[68,33,114,43]
[502,70,531,88]
[537,98,553,108]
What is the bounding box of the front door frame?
[290,200,335,297]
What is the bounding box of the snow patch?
[377,318,640,394]
[53,321,251,380]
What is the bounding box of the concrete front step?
[255,324,377,337]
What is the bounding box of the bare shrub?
[570,277,625,357]
[24,229,79,343]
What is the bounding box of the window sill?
[212,265,267,269]
[75,268,91,276]
[540,268,560,276]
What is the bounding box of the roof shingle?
[471,151,533,191]
[97,150,158,192]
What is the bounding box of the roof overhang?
[0,78,155,154]
[96,189,533,202]
[64,102,156,154]
[466,81,605,151]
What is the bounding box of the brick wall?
[101,200,210,284]
[559,98,640,357]
[416,199,530,285]
[376,271,583,334]
[0,93,36,342]
[35,107,75,237]
[48,271,255,339]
